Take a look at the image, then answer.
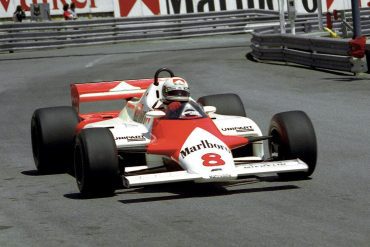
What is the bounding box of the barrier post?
[326,12,332,29]
[287,0,296,34]
[351,0,361,38]
[317,0,323,30]
[278,0,286,34]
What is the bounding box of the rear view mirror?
[203,106,216,114]
[146,110,165,119]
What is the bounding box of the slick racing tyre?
[197,93,246,117]
[31,106,79,174]
[197,93,249,157]
[74,128,120,197]
[268,111,317,179]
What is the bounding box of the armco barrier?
[251,33,367,73]
[0,9,288,53]
[0,9,324,53]
[250,17,370,73]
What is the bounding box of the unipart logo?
[115,135,145,142]
[180,140,230,158]
[221,126,253,132]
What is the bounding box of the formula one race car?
[31,68,317,197]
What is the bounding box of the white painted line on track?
[85,55,112,68]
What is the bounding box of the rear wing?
[70,79,154,112]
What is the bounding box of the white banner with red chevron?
[1,0,369,19]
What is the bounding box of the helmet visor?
[167,90,190,97]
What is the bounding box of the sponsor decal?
[164,0,321,14]
[211,168,222,172]
[180,139,230,158]
[115,135,145,142]
[202,153,225,166]
[177,127,237,176]
[221,126,253,133]
[242,162,287,169]
[113,0,336,17]
[209,173,234,179]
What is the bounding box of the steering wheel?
[154,68,175,86]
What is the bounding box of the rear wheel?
[197,93,250,157]
[269,111,317,179]
[31,106,78,174]
[74,128,120,197]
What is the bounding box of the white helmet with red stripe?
[162,77,190,103]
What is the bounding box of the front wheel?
[269,111,317,179]
[74,128,120,197]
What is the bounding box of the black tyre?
[31,106,79,174]
[197,93,249,157]
[74,128,120,197]
[269,111,317,179]
[197,93,246,117]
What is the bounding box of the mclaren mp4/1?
[31,68,317,196]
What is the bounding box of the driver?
[155,78,188,117]
[161,77,190,104]
[160,78,202,119]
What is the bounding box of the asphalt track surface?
[0,34,369,247]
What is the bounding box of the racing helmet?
[162,77,190,103]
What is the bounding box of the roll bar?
[154,68,175,86]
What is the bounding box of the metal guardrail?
[0,9,285,53]
[250,8,370,74]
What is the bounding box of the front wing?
[123,159,308,188]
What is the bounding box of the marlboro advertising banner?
[0,0,113,18]
[1,0,368,19]
[110,0,370,16]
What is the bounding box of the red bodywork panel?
[75,111,120,133]
[147,118,249,160]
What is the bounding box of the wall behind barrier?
[1,0,369,19]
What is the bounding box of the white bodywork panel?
[178,127,237,179]
[212,114,265,159]
[84,118,151,150]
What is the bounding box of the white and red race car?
[31,68,317,197]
